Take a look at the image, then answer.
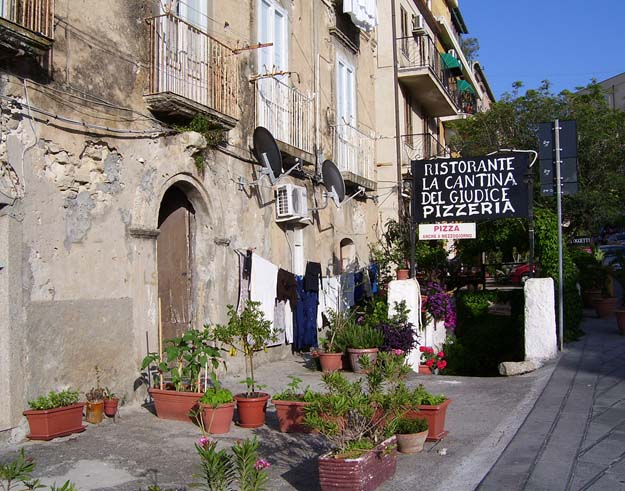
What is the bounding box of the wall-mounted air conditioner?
[412,14,424,33]
[275,183,309,222]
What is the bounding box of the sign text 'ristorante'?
[411,153,529,223]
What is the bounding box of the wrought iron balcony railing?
[0,0,53,37]
[332,122,375,187]
[402,132,448,168]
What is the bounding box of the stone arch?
[339,237,357,272]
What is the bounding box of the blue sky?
[461,1,625,100]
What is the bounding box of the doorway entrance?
[157,186,195,340]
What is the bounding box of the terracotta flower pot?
[272,399,312,433]
[319,352,343,373]
[406,399,451,441]
[149,388,202,422]
[595,297,619,319]
[396,429,429,454]
[234,392,270,428]
[318,436,397,491]
[615,309,625,336]
[200,402,235,434]
[396,269,410,280]
[103,398,119,417]
[23,403,86,441]
[347,347,379,374]
[85,401,104,424]
[418,364,432,375]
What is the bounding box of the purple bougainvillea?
[376,320,418,354]
[423,281,456,332]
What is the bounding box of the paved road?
[479,312,625,491]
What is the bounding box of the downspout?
[390,0,403,223]
[315,0,321,173]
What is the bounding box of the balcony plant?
[304,351,410,490]
[23,389,85,441]
[272,375,318,433]
[390,416,429,454]
[317,308,352,373]
[210,301,277,428]
[343,321,384,373]
[141,328,224,422]
[197,374,235,435]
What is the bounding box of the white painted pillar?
[524,278,557,362]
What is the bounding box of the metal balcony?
[0,0,54,56]
[396,35,459,117]
[332,123,376,190]
[254,76,315,161]
[145,13,239,126]
[402,132,448,171]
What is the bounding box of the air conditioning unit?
[448,48,458,59]
[412,14,424,33]
[275,183,309,222]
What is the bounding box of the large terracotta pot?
[104,398,119,417]
[272,399,312,433]
[347,348,379,374]
[85,401,104,424]
[234,392,270,428]
[396,269,410,280]
[23,403,86,441]
[595,297,619,319]
[396,429,428,454]
[318,436,397,491]
[418,364,432,375]
[200,402,235,434]
[319,352,343,373]
[406,399,451,441]
[615,309,625,336]
[149,388,202,422]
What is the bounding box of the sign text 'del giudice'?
[411,153,529,223]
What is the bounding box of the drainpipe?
[391,0,404,223]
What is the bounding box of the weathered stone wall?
[0,0,381,439]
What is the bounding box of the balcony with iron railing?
[0,0,54,56]
[401,132,448,171]
[144,13,239,126]
[332,123,376,190]
[396,34,459,117]
[254,75,315,162]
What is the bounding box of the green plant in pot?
[210,301,277,428]
[196,373,235,435]
[389,417,429,454]
[399,384,450,442]
[141,328,224,422]
[343,321,384,374]
[304,351,410,489]
[272,375,318,433]
[23,389,85,440]
[317,308,353,373]
[103,387,120,417]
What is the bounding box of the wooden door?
[157,186,194,341]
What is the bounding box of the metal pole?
[390,0,404,223]
[528,172,535,277]
[410,220,416,278]
[554,119,564,351]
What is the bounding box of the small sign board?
[419,223,476,240]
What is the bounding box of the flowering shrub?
[419,346,447,373]
[373,301,419,354]
[422,281,456,332]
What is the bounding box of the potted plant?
[418,346,447,375]
[141,328,224,422]
[304,351,409,490]
[210,301,277,428]
[391,417,428,454]
[85,386,106,424]
[197,374,235,434]
[272,376,317,433]
[23,389,85,440]
[344,322,384,373]
[374,301,419,355]
[103,387,119,417]
[401,384,450,441]
[317,309,351,373]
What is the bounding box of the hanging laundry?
[294,276,318,351]
[249,253,281,346]
[343,0,377,32]
[273,301,288,346]
[369,263,379,294]
[304,261,323,292]
[354,271,364,305]
[318,275,341,329]
[362,269,373,298]
[236,251,251,315]
[341,272,356,309]
[276,268,298,308]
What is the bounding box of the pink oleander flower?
[393,349,404,356]
[437,360,447,370]
[419,346,426,352]
[437,351,445,358]
[425,359,434,368]
[254,459,271,470]
[198,436,210,447]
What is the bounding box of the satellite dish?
[322,159,346,206]
[253,126,282,185]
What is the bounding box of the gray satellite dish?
[322,159,346,207]
[253,126,282,185]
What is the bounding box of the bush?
[28,389,80,410]
[342,323,384,349]
[456,291,497,321]
[394,417,428,434]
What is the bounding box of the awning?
[440,52,462,76]
[457,79,476,94]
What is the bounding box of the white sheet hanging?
[343,0,377,32]
[249,253,282,346]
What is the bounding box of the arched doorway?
[157,186,195,340]
[340,238,356,272]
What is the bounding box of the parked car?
[509,263,537,285]
[599,245,625,271]
[606,233,625,245]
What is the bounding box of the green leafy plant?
[141,328,224,393]
[393,417,428,435]
[193,436,269,491]
[342,323,384,350]
[210,301,276,396]
[103,387,117,400]
[321,308,355,353]
[272,375,317,402]
[27,389,80,411]
[0,449,75,491]
[199,386,234,409]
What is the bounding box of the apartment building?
[375,0,494,223]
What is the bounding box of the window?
[336,56,356,127]
[176,0,209,31]
[403,92,413,146]
[258,0,288,74]
[400,6,409,55]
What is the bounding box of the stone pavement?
[478,311,625,491]
[0,352,553,491]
